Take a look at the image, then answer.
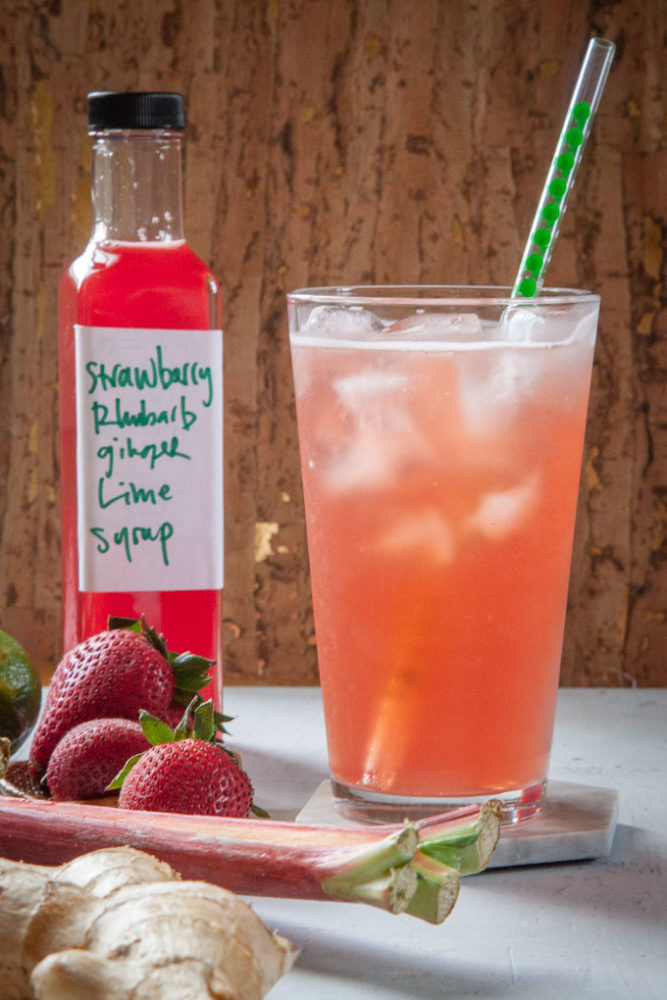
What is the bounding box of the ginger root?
[0,845,296,999]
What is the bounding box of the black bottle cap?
[87,92,186,132]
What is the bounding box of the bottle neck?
[90,130,185,243]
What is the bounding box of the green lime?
[0,629,42,753]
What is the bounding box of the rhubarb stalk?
[0,743,501,924]
[417,802,502,875]
[405,850,460,924]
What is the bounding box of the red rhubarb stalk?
[0,795,500,918]
[0,796,419,908]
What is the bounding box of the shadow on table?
[268,919,579,998]
[470,822,667,928]
[232,743,328,820]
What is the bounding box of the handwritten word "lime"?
[97,478,172,509]
[85,347,214,407]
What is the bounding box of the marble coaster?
[296,779,619,867]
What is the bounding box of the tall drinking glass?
[288,286,599,823]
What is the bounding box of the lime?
[0,629,42,753]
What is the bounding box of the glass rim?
[286,284,599,308]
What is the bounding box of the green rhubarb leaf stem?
[344,864,418,914]
[404,849,461,924]
[418,801,502,875]
[321,824,418,897]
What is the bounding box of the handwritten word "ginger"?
[96,436,191,477]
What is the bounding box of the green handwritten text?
[85,346,214,407]
[92,395,197,434]
[90,522,174,567]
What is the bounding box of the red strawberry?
[111,696,256,818]
[30,629,172,776]
[118,740,254,818]
[45,718,151,801]
[2,761,50,799]
[29,619,212,776]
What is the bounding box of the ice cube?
[323,411,434,493]
[499,305,578,344]
[386,311,484,341]
[325,427,400,492]
[458,336,549,436]
[325,365,438,491]
[334,372,411,430]
[466,474,539,540]
[377,508,456,565]
[300,305,385,340]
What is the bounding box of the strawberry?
[118,739,254,817]
[112,697,257,819]
[45,718,151,800]
[2,761,50,799]
[29,618,212,776]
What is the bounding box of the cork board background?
[0,0,664,686]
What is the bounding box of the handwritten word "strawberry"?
[85,346,214,406]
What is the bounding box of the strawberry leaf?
[193,699,216,741]
[214,709,233,736]
[107,615,142,633]
[107,752,144,791]
[139,616,169,659]
[170,652,214,699]
[139,710,175,746]
[172,695,202,740]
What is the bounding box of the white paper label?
[75,326,223,592]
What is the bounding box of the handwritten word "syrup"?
[90,522,174,567]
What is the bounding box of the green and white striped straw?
[513,37,616,298]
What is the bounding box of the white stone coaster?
[296,779,619,867]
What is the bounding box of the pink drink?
[289,287,599,820]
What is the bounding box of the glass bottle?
[58,92,223,706]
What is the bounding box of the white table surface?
[222,687,667,1000]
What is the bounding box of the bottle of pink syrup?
[59,92,223,706]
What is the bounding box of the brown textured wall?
[0,0,664,686]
